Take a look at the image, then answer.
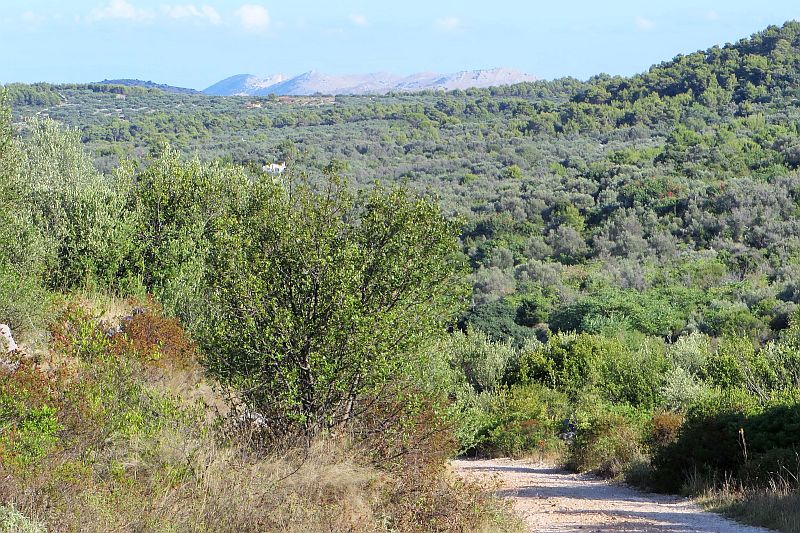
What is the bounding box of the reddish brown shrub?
[113,303,198,371]
[650,410,685,450]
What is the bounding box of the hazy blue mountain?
[202,67,536,96]
[203,73,288,96]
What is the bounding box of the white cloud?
[436,16,461,32]
[635,16,655,31]
[349,14,368,27]
[89,0,153,22]
[161,4,221,25]
[21,11,43,24]
[235,4,270,31]
[707,10,720,21]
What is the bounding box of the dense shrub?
[422,331,570,458]
[18,118,140,292]
[131,148,251,324]
[567,401,650,477]
[0,264,52,341]
[0,94,52,336]
[110,301,199,371]
[660,366,709,409]
[517,332,669,407]
[649,388,800,493]
[460,299,541,347]
[549,288,685,337]
[438,328,518,394]
[474,385,569,458]
[649,410,684,447]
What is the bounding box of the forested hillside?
[11,21,800,345]
[4,19,800,532]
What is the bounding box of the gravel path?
[452,458,775,533]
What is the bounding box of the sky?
[1,1,799,90]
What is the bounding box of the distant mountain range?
[203,74,289,96]
[202,68,537,96]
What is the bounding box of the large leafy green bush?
[0,93,52,334]
[439,327,518,394]
[19,118,141,292]
[200,175,468,435]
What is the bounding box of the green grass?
[0,504,44,533]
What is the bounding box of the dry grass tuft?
[698,473,800,533]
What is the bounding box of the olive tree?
[19,118,139,291]
[0,93,52,332]
[132,148,251,325]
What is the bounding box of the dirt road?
[452,458,774,533]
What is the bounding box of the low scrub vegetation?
[0,300,517,532]
[699,478,800,533]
